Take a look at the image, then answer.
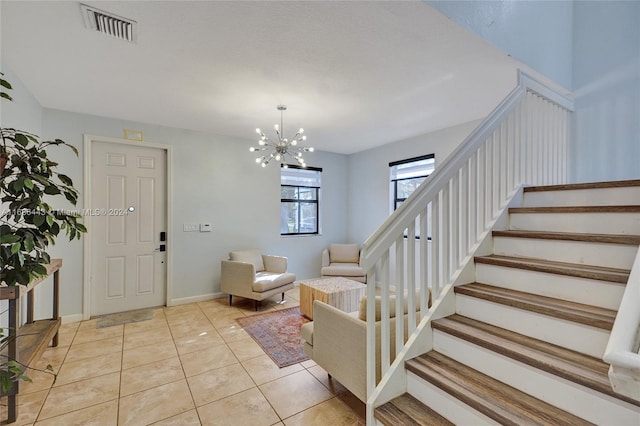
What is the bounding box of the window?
[390,154,435,211]
[280,165,322,235]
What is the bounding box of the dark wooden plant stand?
[0,259,61,423]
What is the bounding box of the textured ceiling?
[2,1,533,154]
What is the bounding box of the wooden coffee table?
[299,277,367,319]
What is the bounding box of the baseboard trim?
[168,292,225,307]
[61,313,84,324]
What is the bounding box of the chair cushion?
[358,291,424,321]
[321,263,365,277]
[329,244,359,263]
[252,272,296,292]
[229,249,264,272]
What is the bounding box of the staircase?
[375,180,640,425]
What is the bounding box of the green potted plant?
[0,72,87,391]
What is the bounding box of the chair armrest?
[262,254,287,273]
[321,249,330,267]
[220,260,256,295]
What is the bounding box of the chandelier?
[250,105,314,168]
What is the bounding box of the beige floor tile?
[55,328,77,347]
[259,370,333,419]
[210,313,249,328]
[164,303,201,314]
[204,307,245,321]
[242,354,304,385]
[123,325,173,350]
[301,359,317,369]
[118,379,194,425]
[169,321,217,338]
[36,346,69,371]
[197,387,279,426]
[19,367,56,395]
[179,345,238,377]
[77,318,99,331]
[34,400,118,426]
[227,337,265,361]
[306,365,351,396]
[187,363,255,407]
[3,389,48,425]
[165,310,208,326]
[123,316,168,334]
[72,324,123,345]
[197,298,231,313]
[173,330,226,355]
[215,323,250,343]
[120,356,184,396]
[240,305,277,317]
[122,339,178,370]
[283,397,361,426]
[38,372,120,420]
[64,336,122,363]
[54,352,121,387]
[151,409,201,425]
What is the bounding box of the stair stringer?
[369,187,524,410]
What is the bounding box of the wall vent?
[80,4,137,43]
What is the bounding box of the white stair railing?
[604,247,640,402]
[360,70,574,423]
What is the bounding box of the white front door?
[90,141,167,316]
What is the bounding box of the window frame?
[390,154,435,211]
[280,164,322,236]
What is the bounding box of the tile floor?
[1,287,365,425]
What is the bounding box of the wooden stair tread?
[524,179,640,192]
[454,283,616,330]
[474,254,630,283]
[432,315,640,407]
[406,351,594,425]
[510,205,640,213]
[492,230,640,245]
[375,394,454,426]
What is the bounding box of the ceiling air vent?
[80,3,137,43]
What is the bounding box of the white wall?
[427,0,574,91]
[571,1,640,183]
[2,94,347,319]
[348,119,481,245]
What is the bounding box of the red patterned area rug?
[236,307,310,368]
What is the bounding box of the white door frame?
[83,134,173,320]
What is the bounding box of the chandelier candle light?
[250,105,314,168]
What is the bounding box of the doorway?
[83,135,171,318]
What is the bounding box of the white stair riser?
[509,212,640,235]
[492,237,637,269]
[406,371,501,426]
[523,187,640,207]
[455,295,609,358]
[475,263,625,310]
[432,331,640,425]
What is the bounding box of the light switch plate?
[200,223,212,232]
[183,224,199,232]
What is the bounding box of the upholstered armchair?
[220,249,296,310]
[301,291,425,401]
[321,243,366,283]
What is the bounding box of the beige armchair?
[301,291,425,401]
[221,249,296,310]
[321,243,366,283]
